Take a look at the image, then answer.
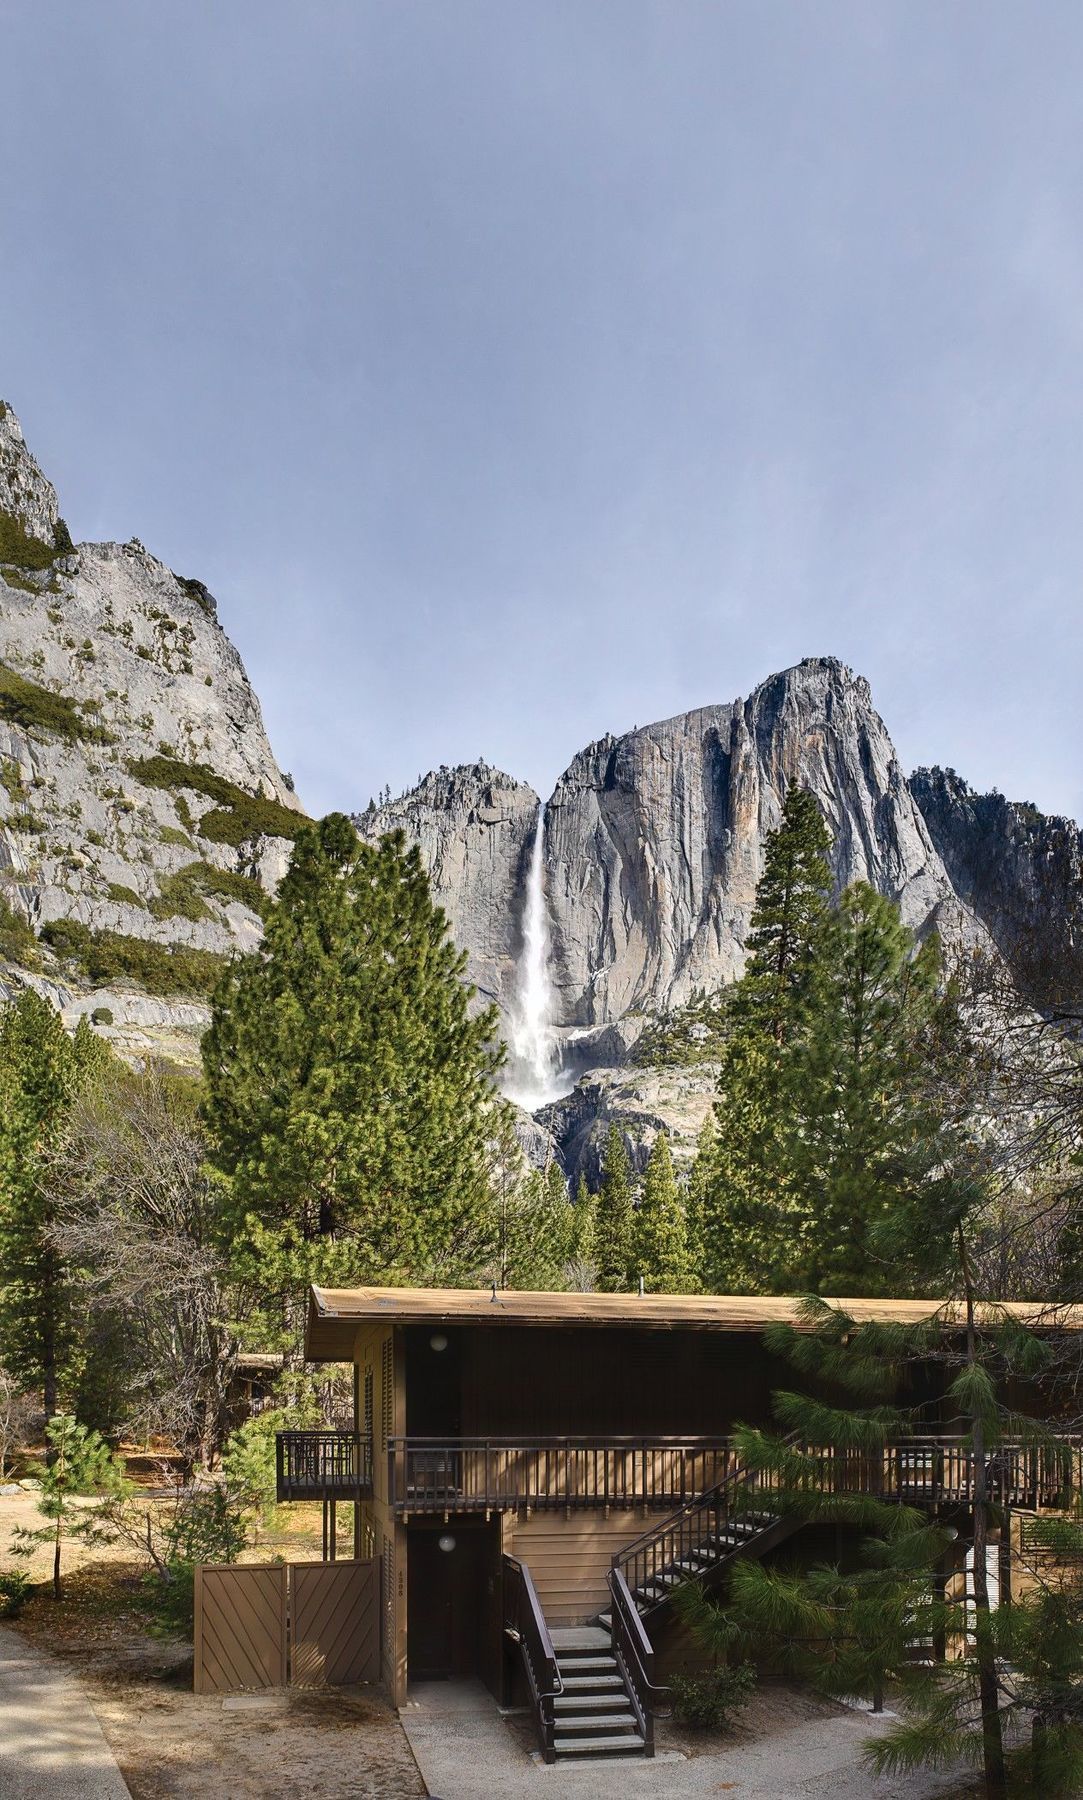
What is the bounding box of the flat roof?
[305,1284,1083,1362]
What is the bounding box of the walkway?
[400,1680,964,1800]
[0,1625,131,1799]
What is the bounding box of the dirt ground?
[1,1494,425,1798]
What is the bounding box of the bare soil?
[0,1496,424,1798]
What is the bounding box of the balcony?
[387,1436,736,1514]
[275,1431,373,1502]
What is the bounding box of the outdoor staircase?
[600,1459,800,1632]
[549,1627,648,1759]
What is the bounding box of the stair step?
[561,1672,623,1690]
[550,1628,610,1652]
[555,1693,633,1713]
[556,1712,637,1732]
[557,1655,617,1673]
[554,1732,646,1756]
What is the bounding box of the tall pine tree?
[202,816,504,1321]
[0,991,110,1417]
[702,784,833,1291]
[634,1132,691,1293]
[595,1125,635,1293]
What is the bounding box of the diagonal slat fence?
[194,1558,379,1695]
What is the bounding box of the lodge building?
[270,1284,1083,1763]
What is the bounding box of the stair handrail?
[608,1565,665,1754]
[612,1429,802,1604]
[502,1554,563,1764]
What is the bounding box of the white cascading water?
[503,806,564,1111]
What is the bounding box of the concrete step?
[553,1732,647,1756]
[560,1672,623,1691]
[555,1693,633,1714]
[550,1627,610,1653]
[556,1655,617,1674]
[557,1713,638,1733]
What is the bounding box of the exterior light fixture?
[438,1534,456,1553]
[430,1333,448,1353]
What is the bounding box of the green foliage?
[669,1660,756,1731]
[595,1125,635,1292]
[0,507,61,570]
[203,817,504,1327]
[631,989,731,1067]
[0,1568,32,1616]
[89,1006,113,1026]
[699,786,969,1295]
[0,660,114,743]
[159,823,195,848]
[129,753,306,845]
[634,1132,692,1292]
[490,1153,576,1291]
[0,893,39,967]
[106,882,144,908]
[10,1413,130,1598]
[0,994,112,1411]
[39,916,228,997]
[150,861,269,923]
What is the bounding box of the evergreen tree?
[796,884,960,1293]
[701,785,833,1291]
[684,1116,715,1287]
[11,1413,129,1598]
[568,1166,593,1267]
[202,817,503,1325]
[595,1126,635,1292]
[634,1132,691,1293]
[0,992,110,1416]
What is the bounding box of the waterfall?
[503,806,563,1111]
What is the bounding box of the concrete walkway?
[400,1680,963,1800]
[0,1625,131,1799]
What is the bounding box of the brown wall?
[503,1510,646,1625]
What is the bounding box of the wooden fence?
[194,1559,379,1695]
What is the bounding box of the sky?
[3,2,1082,822]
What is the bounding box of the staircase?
[549,1627,649,1759]
[601,1456,799,1632]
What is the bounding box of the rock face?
[912,766,1083,1001]
[545,658,957,1027]
[0,402,304,1065]
[354,764,539,1012]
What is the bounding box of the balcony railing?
[387,1436,736,1513]
[275,1431,373,1502]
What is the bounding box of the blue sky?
[3,2,1082,820]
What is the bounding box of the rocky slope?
[355,764,539,1012]
[911,765,1083,1004]
[0,402,304,1065]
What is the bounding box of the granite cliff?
[0,402,304,1064]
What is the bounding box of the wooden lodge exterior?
[276,1285,1083,1763]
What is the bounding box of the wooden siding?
[504,1511,646,1626]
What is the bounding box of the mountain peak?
[0,400,62,551]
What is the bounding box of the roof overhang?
[303,1285,1083,1363]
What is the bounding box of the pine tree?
[595,1126,635,1293]
[202,816,504,1326]
[0,993,111,1417]
[795,884,959,1293]
[634,1132,690,1293]
[701,784,833,1292]
[10,1413,129,1598]
[684,1116,715,1287]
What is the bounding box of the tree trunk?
[959,1226,1007,1800]
[53,1516,62,1600]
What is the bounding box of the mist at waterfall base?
[502,810,575,1113]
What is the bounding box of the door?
[407,1522,495,1681]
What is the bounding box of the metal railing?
[387,1436,736,1513]
[608,1566,663,1754]
[503,1555,562,1763]
[275,1431,373,1502]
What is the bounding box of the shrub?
[0,507,59,570]
[0,1569,32,1618]
[0,894,38,967]
[90,1007,114,1025]
[39,917,229,997]
[0,661,115,742]
[151,860,268,923]
[670,1662,756,1732]
[106,883,144,908]
[128,753,306,845]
